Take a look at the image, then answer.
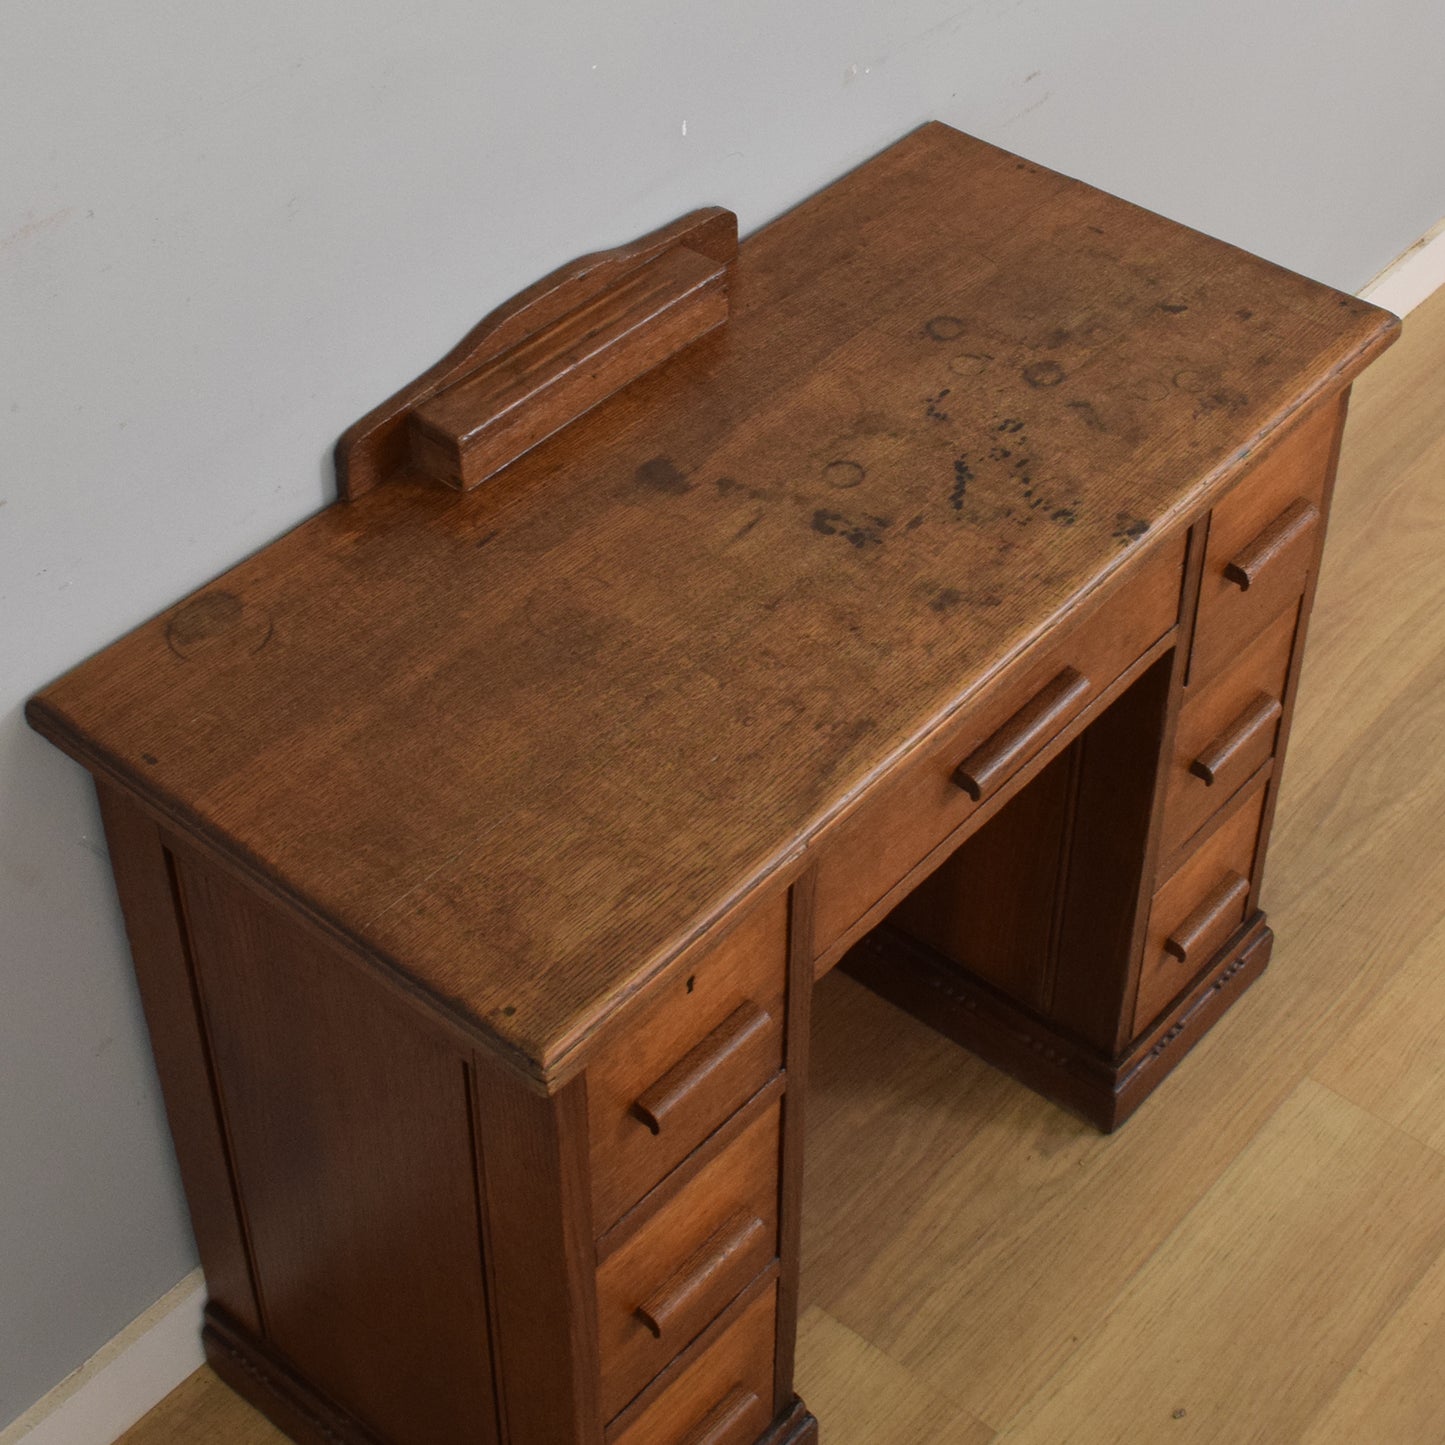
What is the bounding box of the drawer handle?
[1188,693,1283,786]
[1164,871,1249,965]
[634,1210,770,1340]
[953,667,1091,802]
[679,1384,760,1445]
[630,1002,773,1136]
[1223,498,1320,591]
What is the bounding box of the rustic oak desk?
[29,124,1397,1445]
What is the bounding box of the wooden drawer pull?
[634,1211,770,1340]
[679,1384,761,1445]
[1223,498,1320,591]
[1189,693,1283,786]
[1164,871,1250,964]
[953,667,1091,802]
[630,1002,772,1136]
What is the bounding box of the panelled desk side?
[27,123,1397,1445]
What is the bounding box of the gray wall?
[4,0,1443,1425]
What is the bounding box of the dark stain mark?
[950,456,974,511]
[812,509,890,548]
[635,456,690,494]
[925,388,951,422]
[1159,301,1189,315]
[475,529,499,548]
[1045,327,1072,349]
[925,315,967,342]
[716,475,778,502]
[501,1005,517,1017]
[1051,507,1077,525]
[1193,388,1250,419]
[1088,225,1105,235]
[930,588,963,613]
[905,513,926,531]
[997,417,1026,434]
[989,445,1012,460]
[142,753,159,766]
[686,974,696,993]
[1237,308,1254,321]
[166,591,270,660]
[1112,513,1150,545]
[1067,399,1107,431]
[824,459,867,489]
[948,352,993,377]
[976,592,1003,606]
[1173,369,1210,394]
[1023,360,1066,388]
[168,591,242,648]
[1130,377,1172,402]
[732,509,764,541]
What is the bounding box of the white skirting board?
[1,1272,204,1445]
[1359,216,1445,318]
[4,214,1443,1445]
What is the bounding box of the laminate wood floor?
[118,286,1445,1445]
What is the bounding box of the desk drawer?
[597,1100,780,1420]
[1190,400,1338,689]
[588,893,787,1231]
[1135,780,1268,1033]
[1160,605,1296,861]
[813,532,1186,955]
[608,1282,776,1445]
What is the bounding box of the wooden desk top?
[29,123,1395,1080]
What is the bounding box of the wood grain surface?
[26,123,1395,1079]
[116,241,1444,1445]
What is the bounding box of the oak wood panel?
[812,530,1186,952]
[588,890,786,1230]
[94,782,262,1336]
[608,1284,777,1445]
[1134,777,1268,1032]
[1160,603,1297,861]
[170,848,500,1445]
[597,1102,781,1420]
[1189,395,1340,689]
[26,125,1396,1081]
[410,242,731,491]
[470,1053,602,1445]
[336,206,739,499]
[772,869,816,1418]
[888,747,1077,1012]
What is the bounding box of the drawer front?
[597,1101,781,1420]
[608,1283,777,1445]
[1135,781,1268,1033]
[1190,399,1339,689]
[588,893,787,1231]
[813,531,1186,955]
[1161,604,1297,861]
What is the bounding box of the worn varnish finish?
[28,122,1396,1445]
[28,123,1391,1080]
[117,262,1445,1445]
